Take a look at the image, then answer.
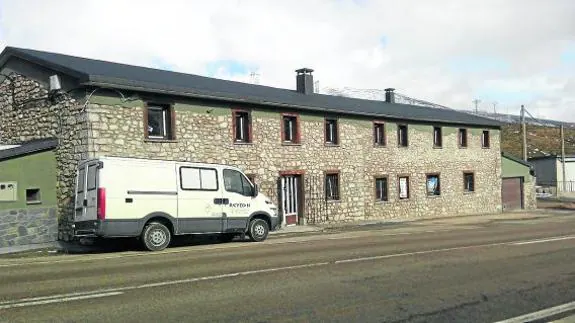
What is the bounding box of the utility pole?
[521,104,528,161]
[561,123,567,192]
[493,102,498,115]
[473,99,481,114]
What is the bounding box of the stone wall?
[0,73,89,239]
[524,176,537,209]
[0,207,58,247]
[87,97,502,223]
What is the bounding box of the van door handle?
[214,198,230,205]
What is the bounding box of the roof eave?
[83,79,502,129]
[0,47,89,81]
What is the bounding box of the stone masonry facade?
[0,73,503,234]
[0,73,89,239]
[0,207,58,248]
[86,96,503,224]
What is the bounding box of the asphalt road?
[1,212,575,323]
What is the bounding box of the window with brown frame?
[458,128,468,148]
[325,171,340,200]
[433,126,442,148]
[464,172,475,192]
[398,175,410,199]
[325,118,339,145]
[481,130,490,148]
[374,122,386,146]
[144,103,175,140]
[282,114,300,144]
[375,176,388,201]
[398,124,408,147]
[233,110,252,143]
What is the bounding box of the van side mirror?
[253,184,259,197]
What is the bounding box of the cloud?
[0,0,574,121]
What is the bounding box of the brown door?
[502,177,523,211]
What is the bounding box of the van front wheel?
[248,218,269,242]
[142,222,171,251]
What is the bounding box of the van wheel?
[141,222,171,251]
[248,218,269,242]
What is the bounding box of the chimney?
[296,68,314,94]
[385,88,395,103]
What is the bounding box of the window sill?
[144,138,178,143]
[433,146,443,149]
[481,147,491,149]
[373,144,387,148]
[324,143,340,147]
[282,142,302,146]
[463,191,475,194]
[426,194,441,198]
[458,146,468,149]
[233,142,254,146]
[375,200,390,204]
[326,199,341,203]
[26,201,42,205]
[397,145,409,148]
[398,197,410,201]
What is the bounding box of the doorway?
[280,173,303,226]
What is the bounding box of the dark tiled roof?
[1,46,501,128]
[0,138,58,161]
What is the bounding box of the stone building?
[0,47,503,240]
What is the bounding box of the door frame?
[279,170,305,226]
[502,176,524,211]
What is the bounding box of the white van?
[72,156,279,251]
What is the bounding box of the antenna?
[314,80,320,93]
[249,72,260,85]
[492,101,498,115]
[473,99,481,113]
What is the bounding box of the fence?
[536,181,575,198]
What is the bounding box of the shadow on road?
[57,235,249,255]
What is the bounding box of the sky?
[0,0,574,121]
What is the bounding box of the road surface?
[0,212,574,322]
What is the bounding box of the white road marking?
[493,300,575,323]
[1,233,575,310]
[510,235,575,246]
[0,292,123,310]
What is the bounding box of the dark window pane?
[376,178,388,201]
[325,174,339,200]
[148,107,166,137]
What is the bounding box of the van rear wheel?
[248,218,269,242]
[141,222,171,251]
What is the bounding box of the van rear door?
[74,160,101,223]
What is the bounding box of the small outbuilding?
[501,152,536,211]
[0,138,59,252]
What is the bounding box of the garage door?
[502,177,523,211]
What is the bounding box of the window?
[233,110,252,143]
[223,169,254,196]
[282,114,300,144]
[433,127,442,148]
[426,174,441,196]
[325,118,338,145]
[464,172,475,192]
[482,130,490,148]
[26,188,41,204]
[458,128,468,147]
[145,104,175,140]
[325,172,340,200]
[375,177,388,201]
[180,167,218,191]
[374,122,386,146]
[398,124,408,147]
[87,164,98,190]
[398,176,410,199]
[77,168,86,193]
